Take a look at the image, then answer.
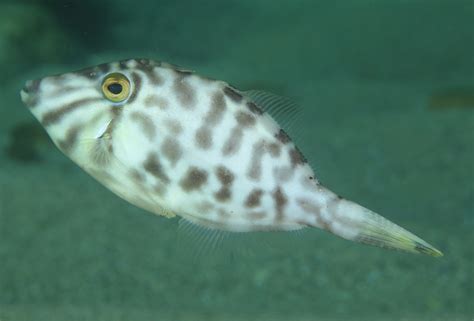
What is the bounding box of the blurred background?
[0,0,473,320]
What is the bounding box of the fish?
[20,58,442,257]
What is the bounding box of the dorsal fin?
[244,90,312,167]
[244,90,302,132]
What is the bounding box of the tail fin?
[316,196,443,257]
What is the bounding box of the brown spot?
[267,143,281,157]
[275,129,291,144]
[245,189,263,208]
[214,188,231,202]
[222,127,243,156]
[247,140,266,180]
[235,111,256,127]
[214,166,234,202]
[130,112,156,141]
[195,127,212,149]
[246,101,263,115]
[130,169,145,183]
[174,76,196,108]
[218,208,232,218]
[127,72,142,104]
[165,119,183,135]
[161,137,182,165]
[247,211,267,220]
[153,182,167,196]
[41,97,102,126]
[148,71,164,86]
[273,187,287,222]
[205,92,226,125]
[47,86,84,99]
[216,166,234,185]
[145,95,168,109]
[289,147,307,167]
[196,201,214,213]
[143,153,169,183]
[273,166,294,182]
[297,198,331,231]
[180,167,208,191]
[137,61,164,85]
[57,124,82,153]
[223,86,243,102]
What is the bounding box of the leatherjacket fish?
[20,58,442,257]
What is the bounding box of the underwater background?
[0,0,473,320]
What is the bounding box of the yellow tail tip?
[354,218,444,258]
[414,241,443,257]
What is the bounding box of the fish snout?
[20,79,41,108]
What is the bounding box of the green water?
[0,1,473,320]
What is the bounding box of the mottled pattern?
[247,211,266,220]
[130,112,156,141]
[129,169,145,183]
[267,143,281,157]
[245,189,263,208]
[161,137,182,165]
[21,58,442,256]
[41,98,102,126]
[275,129,291,144]
[165,119,183,135]
[272,187,287,222]
[214,166,234,202]
[195,127,212,149]
[246,101,264,115]
[297,198,331,231]
[247,140,266,180]
[143,153,169,183]
[205,92,227,124]
[221,127,243,156]
[127,72,142,104]
[289,147,307,167]
[145,95,168,109]
[137,61,164,85]
[223,86,243,102]
[174,76,196,108]
[273,166,294,182]
[195,92,227,150]
[235,111,256,127]
[180,167,208,191]
[57,124,82,153]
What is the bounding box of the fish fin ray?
[243,89,316,169]
[244,90,302,131]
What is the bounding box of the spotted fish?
[20,58,442,257]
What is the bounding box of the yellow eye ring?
[101,73,131,103]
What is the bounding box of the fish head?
[19,59,154,166]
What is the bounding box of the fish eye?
[101,73,131,103]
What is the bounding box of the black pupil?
[107,83,123,95]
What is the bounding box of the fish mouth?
[20,79,41,108]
